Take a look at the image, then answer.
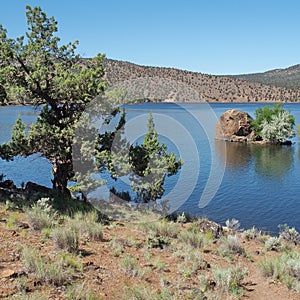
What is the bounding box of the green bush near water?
[252,103,295,143]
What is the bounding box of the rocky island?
[215,104,295,145]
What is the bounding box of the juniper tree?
[0,6,182,202]
[0,6,106,196]
[129,113,182,203]
[96,112,182,204]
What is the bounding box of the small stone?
[0,269,16,279]
[83,259,94,266]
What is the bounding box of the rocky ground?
[1,195,300,300]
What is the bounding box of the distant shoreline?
[2,100,300,108]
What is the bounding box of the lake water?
[1,103,300,233]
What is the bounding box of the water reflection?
[215,140,252,169]
[215,140,294,179]
[251,144,294,179]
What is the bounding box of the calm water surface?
[1,103,300,233]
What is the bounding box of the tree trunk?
[52,160,73,198]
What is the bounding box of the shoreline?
[2,100,300,108]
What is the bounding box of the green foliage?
[73,211,103,241]
[0,6,182,202]
[0,116,29,160]
[109,238,124,257]
[122,254,139,276]
[213,264,248,298]
[67,281,100,300]
[140,219,180,239]
[265,236,284,252]
[5,211,20,229]
[0,6,106,195]
[179,230,207,249]
[96,112,182,205]
[259,256,284,279]
[53,221,80,253]
[61,253,83,272]
[220,235,245,255]
[241,226,260,240]
[129,113,182,203]
[233,67,300,89]
[22,246,70,286]
[26,197,57,230]
[225,218,240,232]
[41,227,52,239]
[147,234,170,249]
[279,224,300,245]
[251,103,295,143]
[259,251,300,291]
[124,285,155,300]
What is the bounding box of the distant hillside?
[231,64,300,89]
[103,59,300,103]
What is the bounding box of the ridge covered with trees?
[103,59,300,103]
[2,58,300,105]
[231,64,300,89]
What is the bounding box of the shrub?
[5,199,19,211]
[260,111,295,143]
[124,285,174,300]
[124,285,154,300]
[66,282,99,300]
[140,220,180,239]
[83,222,103,241]
[252,103,295,143]
[73,211,103,241]
[122,254,139,277]
[153,258,167,272]
[279,224,300,245]
[265,236,284,251]
[109,238,124,257]
[225,218,240,232]
[286,258,300,280]
[178,257,207,279]
[179,230,207,249]
[61,253,83,272]
[53,222,80,253]
[241,226,260,240]
[5,211,20,229]
[41,227,52,239]
[260,252,300,291]
[180,223,215,248]
[22,246,70,285]
[259,257,284,279]
[220,235,245,255]
[284,252,300,280]
[26,197,57,231]
[147,234,169,249]
[213,265,248,297]
[176,212,187,223]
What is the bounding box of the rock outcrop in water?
[215,109,256,143]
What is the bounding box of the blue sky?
[1,0,299,75]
